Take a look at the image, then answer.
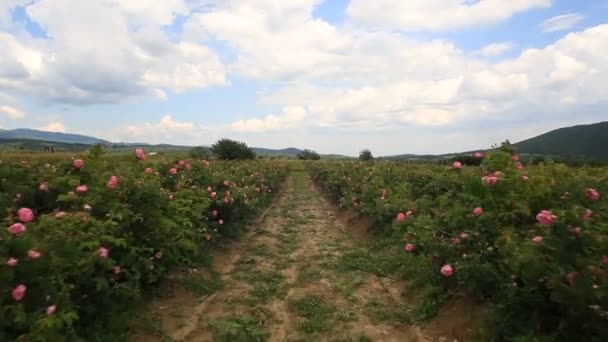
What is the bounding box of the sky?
[0,0,607,156]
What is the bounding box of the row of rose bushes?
[309,150,607,341]
[0,151,289,341]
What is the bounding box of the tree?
[211,138,256,160]
[190,146,211,159]
[297,149,321,160]
[359,149,373,161]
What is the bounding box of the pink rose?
[218,219,224,225]
[98,247,109,258]
[145,167,153,174]
[73,159,84,169]
[27,250,41,259]
[536,210,557,226]
[178,160,186,166]
[582,209,593,220]
[522,175,529,181]
[440,264,453,277]
[532,236,543,244]
[585,188,600,201]
[76,185,88,194]
[472,207,483,217]
[396,212,406,222]
[474,152,483,158]
[224,180,229,186]
[113,266,121,274]
[405,243,415,252]
[107,176,119,189]
[452,161,462,169]
[515,162,523,170]
[155,251,163,259]
[47,305,57,315]
[169,168,178,175]
[482,175,498,186]
[512,154,519,162]
[39,182,49,191]
[211,192,217,198]
[7,223,26,235]
[601,255,608,265]
[7,258,18,267]
[17,208,34,223]
[55,211,67,219]
[212,210,218,217]
[135,148,145,160]
[12,284,26,301]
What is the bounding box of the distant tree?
[359,149,374,161]
[211,138,256,160]
[190,146,211,159]
[88,143,106,159]
[297,149,321,160]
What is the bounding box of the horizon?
[2,120,607,157]
[1,1,607,155]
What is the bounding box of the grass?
[289,295,337,335]
[179,271,223,296]
[296,265,323,284]
[239,269,287,305]
[208,315,270,342]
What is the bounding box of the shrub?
[211,139,256,160]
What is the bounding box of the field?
[1,147,607,341]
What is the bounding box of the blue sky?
[0,0,607,155]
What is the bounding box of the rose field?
[1,150,288,341]
[1,147,607,341]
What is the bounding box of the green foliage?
[211,138,256,160]
[309,150,608,341]
[189,146,211,160]
[0,153,288,340]
[359,149,373,161]
[297,149,321,160]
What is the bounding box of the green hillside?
[514,121,608,160]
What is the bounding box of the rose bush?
[309,150,607,341]
[0,152,288,341]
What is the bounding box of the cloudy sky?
[0,0,607,155]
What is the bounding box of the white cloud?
[540,13,584,32]
[257,24,608,132]
[0,0,226,105]
[0,105,27,119]
[231,106,307,132]
[125,115,195,138]
[37,121,66,132]
[477,42,514,57]
[347,0,551,31]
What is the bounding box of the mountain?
[0,129,108,145]
[0,129,334,157]
[513,121,608,160]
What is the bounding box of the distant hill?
[0,129,338,157]
[513,121,608,160]
[0,128,109,145]
[0,138,93,152]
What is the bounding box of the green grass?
[289,295,337,335]
[296,265,323,285]
[208,315,270,342]
[239,269,287,305]
[179,271,223,296]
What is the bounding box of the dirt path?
[132,171,434,341]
